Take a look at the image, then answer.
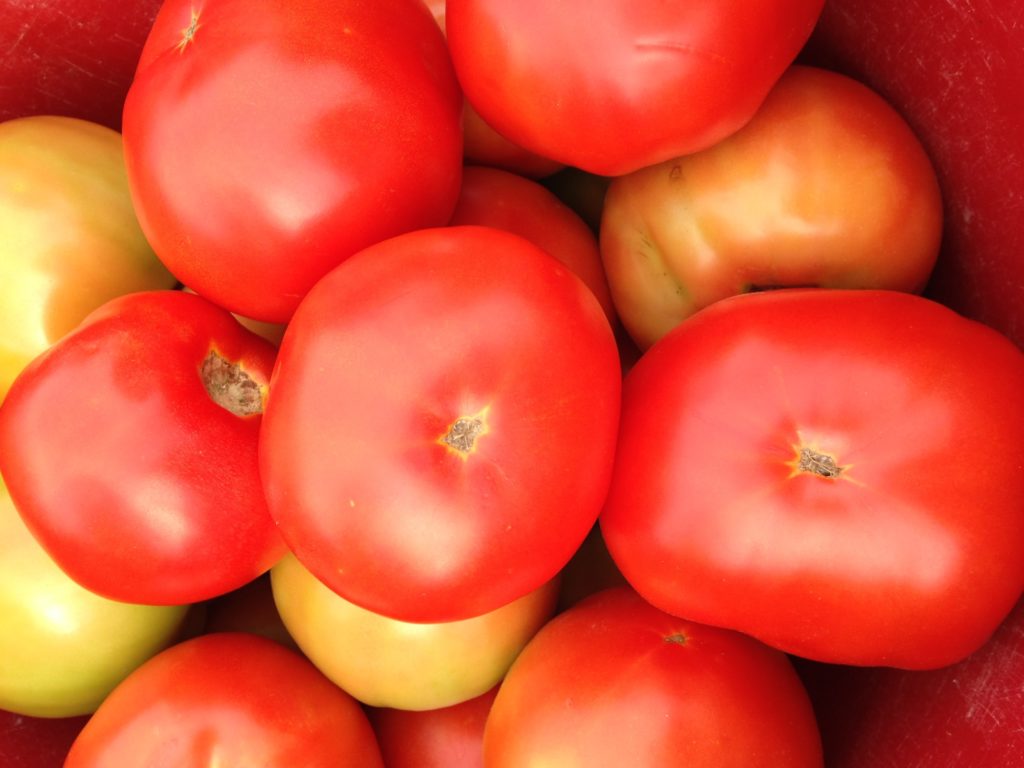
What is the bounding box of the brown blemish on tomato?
[664,632,688,646]
[201,350,264,417]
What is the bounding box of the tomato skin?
[600,65,944,350]
[123,0,463,323]
[446,0,824,175]
[260,225,621,623]
[272,554,558,710]
[64,632,385,768]
[423,0,563,179]
[483,587,823,767]
[0,290,286,605]
[368,686,497,768]
[449,166,616,324]
[601,289,1024,669]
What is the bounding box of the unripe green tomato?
[0,114,176,402]
[0,478,189,718]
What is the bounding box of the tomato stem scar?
[176,8,201,52]
[439,408,489,456]
[200,349,264,417]
[797,447,843,478]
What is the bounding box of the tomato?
[448,165,617,324]
[445,0,824,176]
[260,225,621,623]
[0,115,177,403]
[272,553,557,710]
[423,0,563,179]
[483,587,823,766]
[0,290,286,605]
[601,289,1024,669]
[123,0,464,323]
[368,686,497,768]
[64,632,384,767]
[0,477,188,718]
[600,65,944,350]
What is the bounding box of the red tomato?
[445,0,824,175]
[448,165,617,325]
[600,65,944,350]
[0,291,285,605]
[368,686,497,768]
[484,587,823,766]
[123,0,464,323]
[601,289,1024,669]
[260,225,621,623]
[64,633,384,768]
[423,0,563,179]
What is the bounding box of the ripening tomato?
[260,225,621,623]
[0,115,176,403]
[0,290,286,605]
[601,289,1024,669]
[448,165,616,324]
[123,0,464,323]
[0,477,188,718]
[64,633,385,767]
[446,0,824,175]
[272,553,558,711]
[600,65,944,349]
[483,587,824,767]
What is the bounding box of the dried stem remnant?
[798,447,843,478]
[201,350,263,417]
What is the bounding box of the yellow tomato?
[271,553,558,711]
[0,478,189,718]
[0,115,176,402]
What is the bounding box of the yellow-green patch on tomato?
[0,115,176,402]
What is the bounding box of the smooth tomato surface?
[123,0,463,322]
[484,587,823,767]
[600,65,943,349]
[369,686,497,768]
[601,289,1024,669]
[272,553,557,710]
[446,0,824,175]
[260,225,621,623]
[0,115,176,402]
[64,632,384,768]
[0,291,285,605]
[0,478,187,718]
